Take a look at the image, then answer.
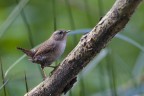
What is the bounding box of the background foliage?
[0,0,144,96]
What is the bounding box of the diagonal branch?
[24,0,142,96]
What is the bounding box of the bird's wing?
[34,41,56,57]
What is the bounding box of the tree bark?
[24,0,142,96]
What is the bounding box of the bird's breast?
[55,40,66,59]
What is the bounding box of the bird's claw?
[49,65,59,76]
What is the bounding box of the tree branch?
[24,0,142,96]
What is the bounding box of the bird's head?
[52,30,70,41]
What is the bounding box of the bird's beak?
[66,30,71,33]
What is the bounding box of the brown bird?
[17,30,70,79]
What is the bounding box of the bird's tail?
[17,47,34,57]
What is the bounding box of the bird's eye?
[59,31,63,34]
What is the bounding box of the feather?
[17,47,35,57]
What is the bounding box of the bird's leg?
[40,65,47,80]
[49,65,59,76]
[49,65,57,68]
[49,62,60,69]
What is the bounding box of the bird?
[17,30,70,79]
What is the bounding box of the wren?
[17,30,70,79]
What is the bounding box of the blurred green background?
[0,0,144,96]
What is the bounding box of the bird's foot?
[43,76,47,81]
[49,65,59,76]
[42,72,47,81]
